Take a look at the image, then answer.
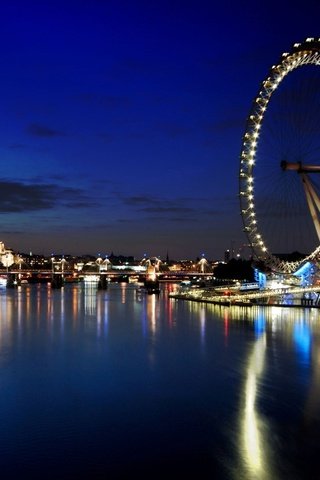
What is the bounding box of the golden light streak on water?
[240,333,269,479]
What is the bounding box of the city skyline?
[0,1,319,259]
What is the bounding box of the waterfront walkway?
[169,285,320,307]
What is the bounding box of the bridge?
[0,267,213,286]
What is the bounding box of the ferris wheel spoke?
[301,173,320,241]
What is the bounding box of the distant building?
[0,241,16,267]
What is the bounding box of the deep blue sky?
[0,0,319,260]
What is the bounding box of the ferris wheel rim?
[239,37,320,274]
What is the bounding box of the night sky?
[0,0,319,260]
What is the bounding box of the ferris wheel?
[239,38,320,274]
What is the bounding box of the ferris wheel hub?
[281,161,320,173]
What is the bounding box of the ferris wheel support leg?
[301,174,320,242]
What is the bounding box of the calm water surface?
[0,282,319,479]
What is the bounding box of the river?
[0,282,319,479]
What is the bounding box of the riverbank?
[169,291,320,308]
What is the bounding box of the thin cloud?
[157,123,193,138]
[26,123,67,137]
[112,192,237,226]
[76,93,130,109]
[121,194,208,217]
[141,206,194,213]
[8,143,29,150]
[204,117,244,134]
[122,195,159,206]
[0,180,91,213]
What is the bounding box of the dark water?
[0,282,319,479]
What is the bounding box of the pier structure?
[169,284,320,308]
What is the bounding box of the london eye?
[239,38,320,274]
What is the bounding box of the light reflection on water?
[0,283,319,478]
[170,299,320,478]
[239,332,270,479]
